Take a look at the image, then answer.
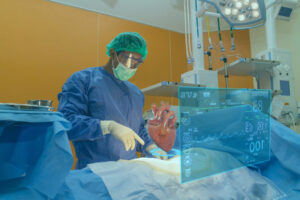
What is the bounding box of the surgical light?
[252,10,260,17]
[251,2,259,9]
[235,1,243,8]
[238,14,246,21]
[198,0,266,29]
[224,7,232,15]
[243,0,250,5]
[232,8,239,15]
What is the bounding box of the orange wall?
[0,0,253,168]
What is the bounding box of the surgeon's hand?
[102,120,145,151]
[146,144,168,160]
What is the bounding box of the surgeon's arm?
[136,118,154,154]
[58,73,104,141]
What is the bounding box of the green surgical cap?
[106,32,148,60]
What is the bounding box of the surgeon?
[58,32,167,169]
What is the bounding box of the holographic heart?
[147,102,177,152]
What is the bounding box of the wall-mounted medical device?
[275,0,298,20]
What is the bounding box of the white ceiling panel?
[47,0,230,33]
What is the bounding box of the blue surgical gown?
[58,67,153,169]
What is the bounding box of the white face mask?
[112,61,137,81]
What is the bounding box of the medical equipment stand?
[204,51,213,71]
[220,57,229,88]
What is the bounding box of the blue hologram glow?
[150,148,181,158]
[179,87,271,184]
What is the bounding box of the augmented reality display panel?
[179,87,271,183]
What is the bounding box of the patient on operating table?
[87,147,285,200]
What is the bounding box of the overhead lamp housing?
[198,0,266,29]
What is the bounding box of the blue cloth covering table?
[0,110,73,200]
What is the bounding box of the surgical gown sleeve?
[58,72,104,141]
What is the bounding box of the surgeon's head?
[106,32,147,81]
